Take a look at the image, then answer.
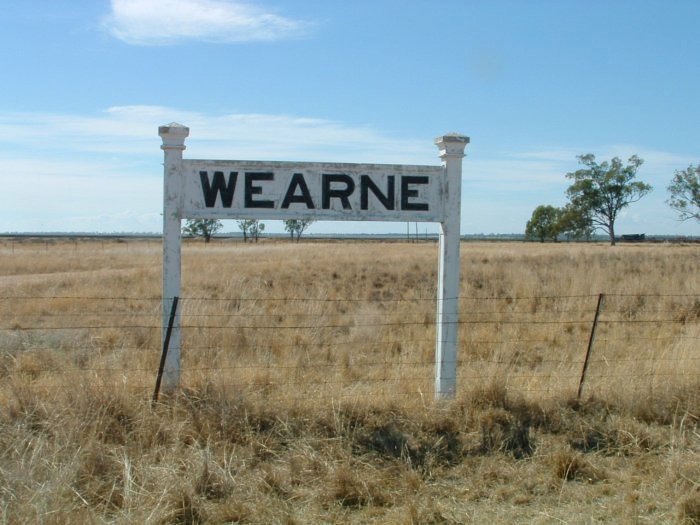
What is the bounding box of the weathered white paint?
[159,123,189,392]
[434,134,469,399]
[160,124,469,400]
[181,160,445,222]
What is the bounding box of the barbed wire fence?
[0,293,698,403]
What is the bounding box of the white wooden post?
[159,123,189,392]
[434,134,469,399]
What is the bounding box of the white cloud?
[509,145,696,189]
[0,106,439,233]
[0,105,437,164]
[103,0,313,45]
[0,106,697,235]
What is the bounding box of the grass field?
[0,238,698,524]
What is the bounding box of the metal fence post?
[577,293,605,400]
[153,296,179,402]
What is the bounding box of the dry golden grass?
[0,237,698,524]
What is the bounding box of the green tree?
[566,154,651,246]
[283,219,314,242]
[250,220,265,242]
[557,204,594,241]
[182,219,222,243]
[237,219,252,242]
[667,165,700,222]
[525,205,561,242]
[237,219,265,242]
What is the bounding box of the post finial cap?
[159,123,189,149]
[435,133,469,158]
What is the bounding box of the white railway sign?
[159,124,469,399]
[181,160,445,222]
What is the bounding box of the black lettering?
[200,171,237,208]
[322,174,355,209]
[281,173,315,209]
[401,176,429,211]
[360,175,394,210]
[245,172,274,208]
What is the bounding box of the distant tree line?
[181,218,314,243]
[526,154,700,245]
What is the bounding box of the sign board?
[180,160,445,222]
[160,124,469,400]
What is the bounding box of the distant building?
[621,234,645,242]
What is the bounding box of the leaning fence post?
[577,293,605,400]
[153,296,179,402]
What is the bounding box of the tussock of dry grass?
[0,237,698,523]
[680,493,700,525]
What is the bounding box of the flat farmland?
[0,238,698,524]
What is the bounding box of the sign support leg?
[434,134,469,400]
[159,123,189,393]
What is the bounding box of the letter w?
[200,171,237,207]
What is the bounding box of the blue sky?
[1,0,698,236]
